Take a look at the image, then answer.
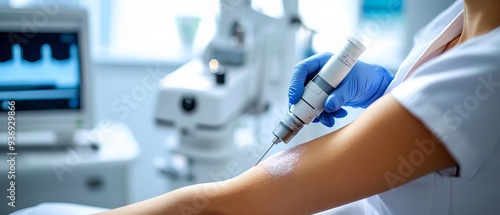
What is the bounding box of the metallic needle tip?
[255,137,281,166]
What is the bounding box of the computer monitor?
[0,8,92,146]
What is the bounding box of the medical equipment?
[154,1,255,187]
[0,8,93,147]
[0,122,139,213]
[256,37,366,165]
[289,53,394,128]
[0,8,140,213]
[154,0,305,189]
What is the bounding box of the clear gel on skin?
[259,146,305,177]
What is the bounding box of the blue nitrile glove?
[289,52,394,127]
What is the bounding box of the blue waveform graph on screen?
[0,33,82,111]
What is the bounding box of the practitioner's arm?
[100,94,456,215]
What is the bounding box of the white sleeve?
[391,31,500,179]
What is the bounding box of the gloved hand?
[289,52,394,127]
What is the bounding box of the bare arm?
[100,94,456,214]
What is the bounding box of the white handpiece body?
[272,37,366,144]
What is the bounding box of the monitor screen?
[0,32,81,111]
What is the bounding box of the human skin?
[99,95,456,214]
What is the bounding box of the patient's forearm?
[101,94,456,214]
[212,94,456,214]
[98,182,227,215]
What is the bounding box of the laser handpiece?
[256,37,366,165]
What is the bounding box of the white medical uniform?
[319,1,500,214]
[373,0,500,214]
